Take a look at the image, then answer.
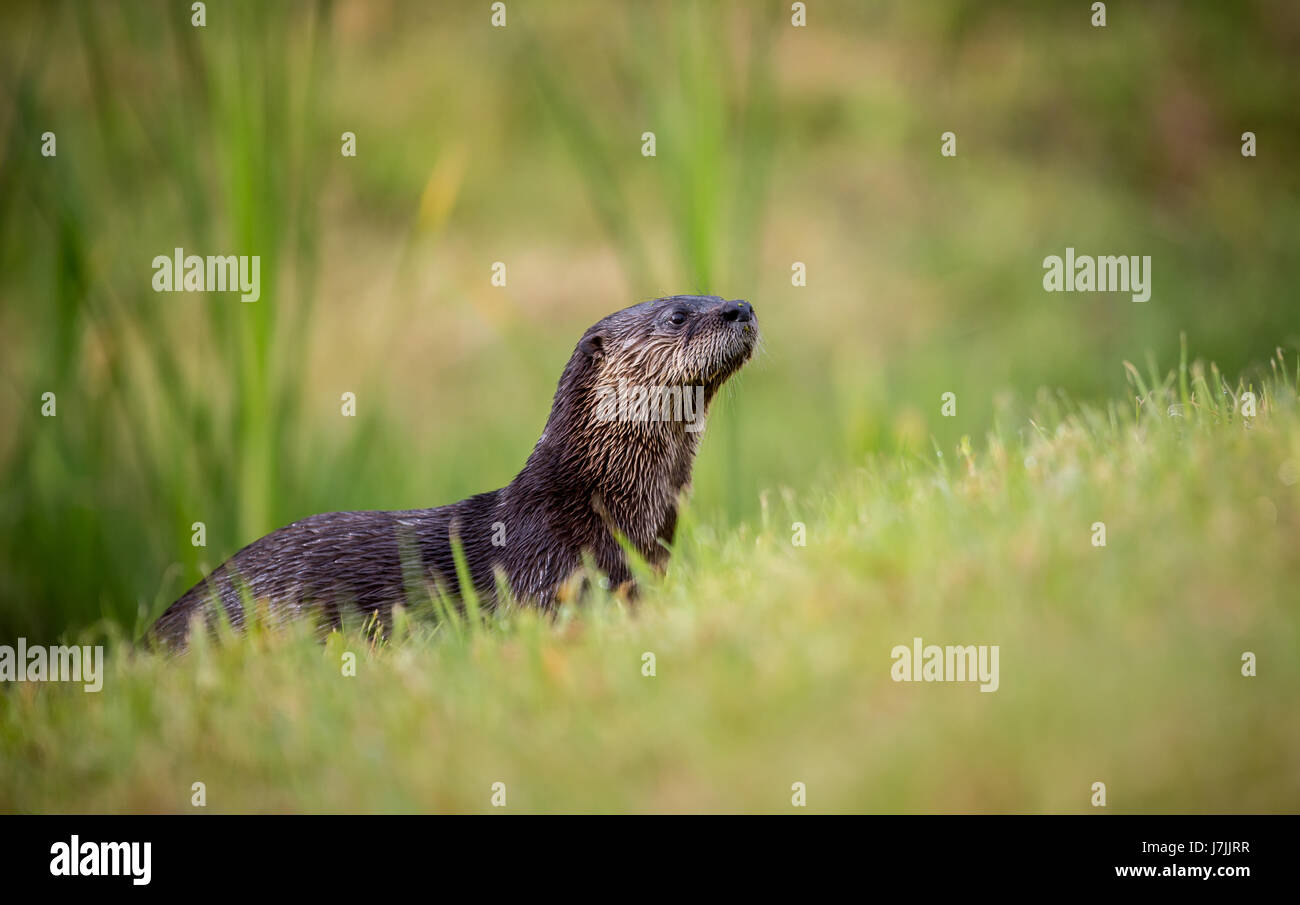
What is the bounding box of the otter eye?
[668,310,688,326]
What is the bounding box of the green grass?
[2,351,1296,813]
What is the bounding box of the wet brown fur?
[148,294,758,647]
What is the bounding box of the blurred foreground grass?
[2,351,1296,813]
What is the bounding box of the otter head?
[576,294,759,413]
[529,295,758,563]
[539,294,758,483]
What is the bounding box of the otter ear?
[579,331,605,361]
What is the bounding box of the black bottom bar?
[0,815,1287,891]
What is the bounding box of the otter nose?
[721,299,754,323]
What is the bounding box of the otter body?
[149,295,758,647]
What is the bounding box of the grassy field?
[2,351,1296,813]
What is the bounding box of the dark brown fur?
[147,294,758,647]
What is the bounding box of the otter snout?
[720,299,755,323]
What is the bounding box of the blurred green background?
[1,0,1298,641]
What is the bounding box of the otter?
[148,294,758,647]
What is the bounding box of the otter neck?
[523,403,703,555]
